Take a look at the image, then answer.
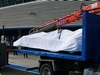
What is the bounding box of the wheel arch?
[38,60,56,72]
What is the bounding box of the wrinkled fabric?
[14,29,82,52]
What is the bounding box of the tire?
[40,63,54,75]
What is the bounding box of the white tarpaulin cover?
[14,29,82,52]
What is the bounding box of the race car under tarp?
[14,28,82,52]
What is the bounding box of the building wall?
[0,0,98,8]
[0,1,97,29]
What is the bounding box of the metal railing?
[0,0,36,7]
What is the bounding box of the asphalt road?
[0,67,38,75]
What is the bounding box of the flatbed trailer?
[14,12,100,75]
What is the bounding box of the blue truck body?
[16,12,100,62]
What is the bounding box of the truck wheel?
[40,64,54,75]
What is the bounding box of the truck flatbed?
[15,12,100,62]
[17,49,82,61]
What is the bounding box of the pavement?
[0,52,40,75]
[9,52,40,68]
